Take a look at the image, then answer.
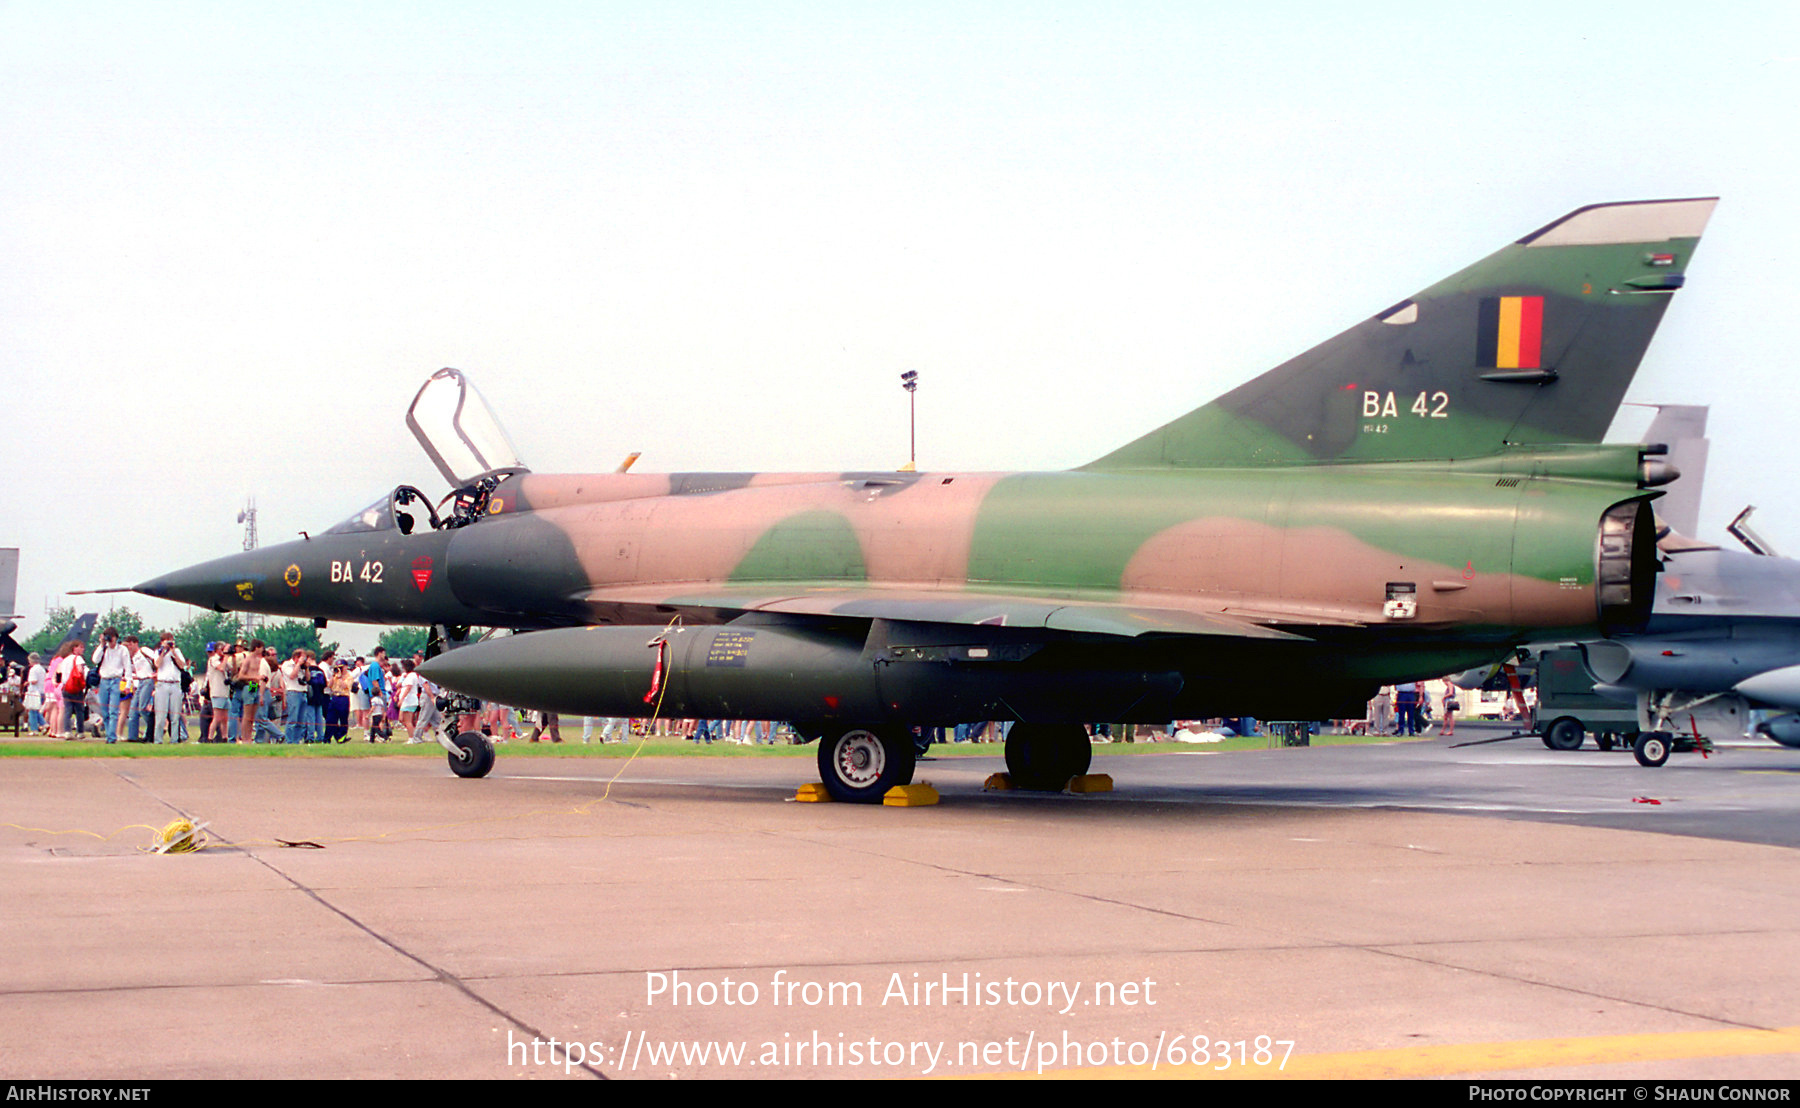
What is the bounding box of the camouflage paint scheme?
[137,198,1715,795]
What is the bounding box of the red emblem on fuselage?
[412,556,433,592]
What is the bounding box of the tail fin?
[0,547,16,620]
[1639,403,1710,536]
[1085,198,1717,469]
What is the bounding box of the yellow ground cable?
[5,748,675,849]
[590,615,683,801]
[3,821,166,845]
[8,789,673,852]
[599,634,673,802]
[1,818,207,854]
[8,777,653,852]
[153,817,206,853]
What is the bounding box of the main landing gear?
[439,713,1103,796]
[1004,723,1092,791]
[816,726,916,803]
[810,721,1097,802]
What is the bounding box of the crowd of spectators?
[0,631,1524,748]
[5,631,461,744]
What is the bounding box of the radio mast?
[237,497,261,639]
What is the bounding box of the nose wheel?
[445,729,495,778]
[1632,730,1672,768]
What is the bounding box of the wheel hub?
[834,731,885,787]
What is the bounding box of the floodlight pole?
[900,370,919,469]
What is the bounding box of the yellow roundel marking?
[284,564,302,588]
[489,498,504,514]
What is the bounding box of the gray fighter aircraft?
[0,549,23,674]
[0,551,98,681]
[1529,407,1800,761]
[1582,510,1800,753]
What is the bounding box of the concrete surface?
[3,737,1799,1080]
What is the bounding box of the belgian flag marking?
[1476,295,1544,369]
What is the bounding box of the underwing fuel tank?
[418,620,1191,726]
[1756,715,1800,749]
[1583,629,1800,696]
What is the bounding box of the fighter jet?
[0,550,95,679]
[1465,404,1800,762]
[136,197,1715,799]
[1577,504,1800,755]
[0,552,89,675]
[0,549,25,674]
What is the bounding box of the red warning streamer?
[644,639,667,704]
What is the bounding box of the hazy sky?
[4,2,1796,650]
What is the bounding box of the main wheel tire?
[1633,731,1672,768]
[448,730,495,778]
[1544,716,1586,751]
[1004,723,1093,791]
[1595,732,1617,752]
[817,725,916,803]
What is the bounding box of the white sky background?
[3,1,1796,651]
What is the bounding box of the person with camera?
[202,642,233,742]
[90,627,129,741]
[150,632,189,743]
[280,649,310,744]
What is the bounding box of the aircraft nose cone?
[133,572,182,602]
[135,550,266,611]
[134,568,215,608]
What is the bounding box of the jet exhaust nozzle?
[1639,459,1681,488]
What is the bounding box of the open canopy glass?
[404,368,530,490]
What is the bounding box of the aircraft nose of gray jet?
[134,568,218,610]
[134,568,205,606]
[135,549,264,611]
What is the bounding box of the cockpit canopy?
[325,494,401,536]
[324,485,454,537]
[326,369,532,537]
[405,367,529,490]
